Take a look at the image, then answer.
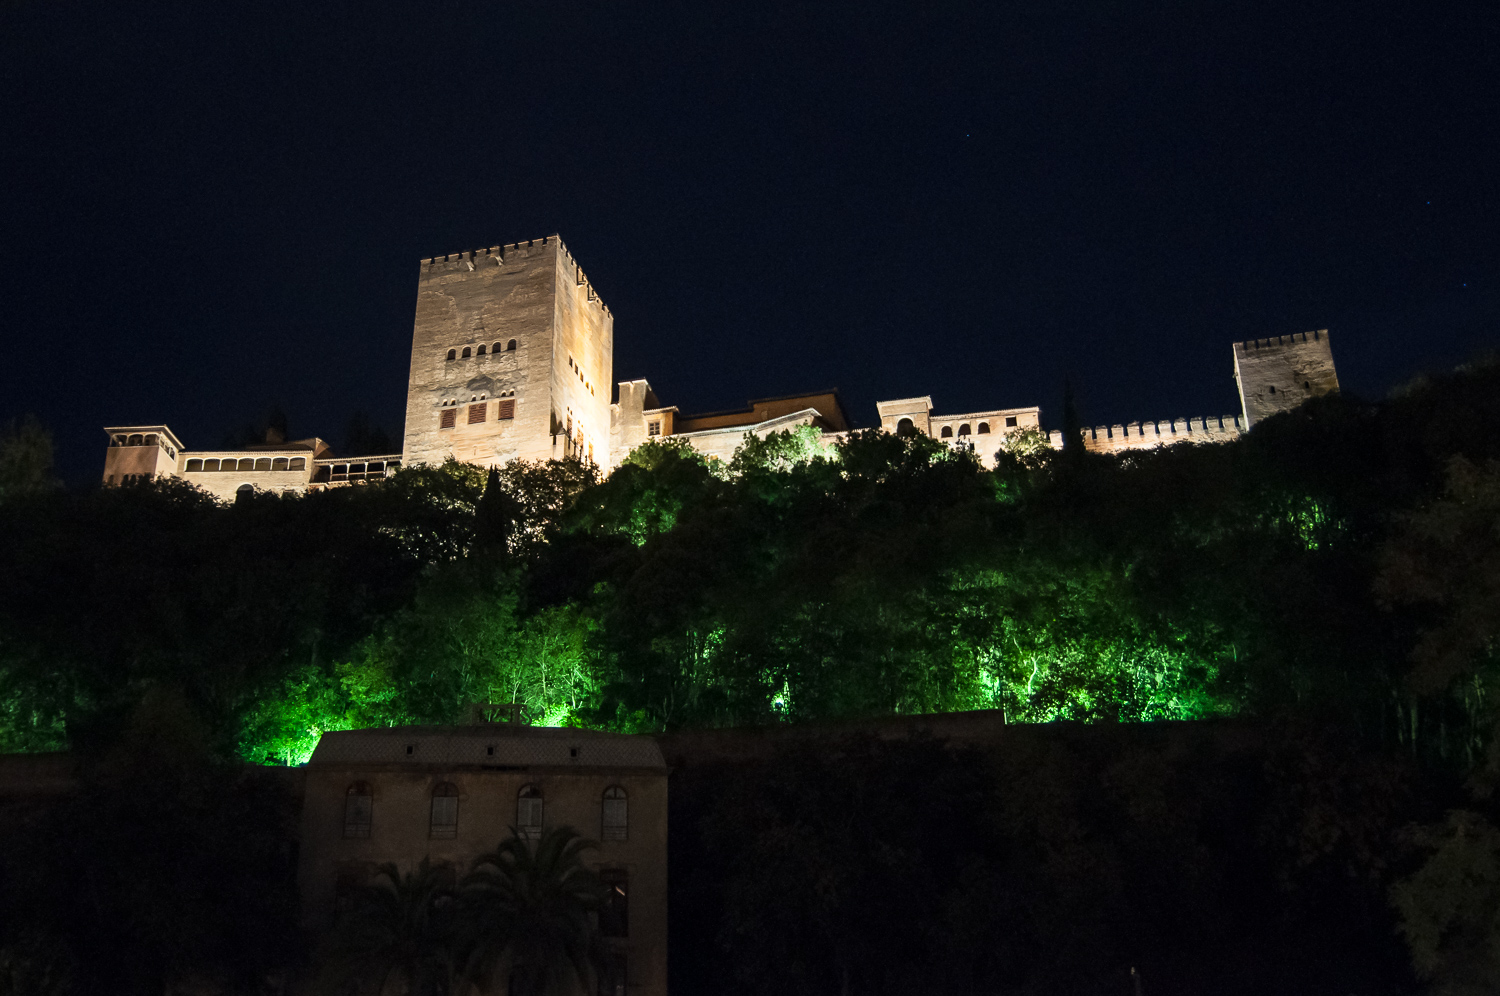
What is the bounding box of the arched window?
[517,784,543,839]
[127,434,144,446]
[895,417,916,437]
[289,458,305,471]
[461,346,472,359]
[493,341,503,353]
[145,434,158,446]
[344,782,373,838]
[430,782,459,839]
[602,786,628,841]
[255,458,272,471]
[203,459,220,472]
[272,457,288,471]
[957,424,971,436]
[476,343,487,356]
[1268,385,1276,395]
[940,425,953,438]
[233,458,251,471]
[235,484,254,502]
[506,339,517,352]
[1303,380,1310,390]
[446,349,456,361]
[186,459,203,472]
[976,422,990,434]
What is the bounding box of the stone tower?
[401,236,613,468]
[1232,329,1339,428]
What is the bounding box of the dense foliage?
[2,354,1500,992]
[3,360,1500,762]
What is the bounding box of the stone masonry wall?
[1233,330,1339,428]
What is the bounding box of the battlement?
[1047,415,1244,453]
[419,235,558,268]
[416,235,610,315]
[1233,329,1328,355]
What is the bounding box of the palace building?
[102,234,1339,499]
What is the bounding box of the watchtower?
[401,236,613,468]
[1232,330,1339,428]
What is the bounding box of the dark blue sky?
[3,0,1496,484]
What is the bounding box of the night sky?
[3,1,1496,485]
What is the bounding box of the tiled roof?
[308,725,667,770]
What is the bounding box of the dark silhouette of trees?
[459,827,607,996]
[316,858,460,996]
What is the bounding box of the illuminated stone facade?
[403,238,612,469]
[100,237,1342,495]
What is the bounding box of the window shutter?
[518,796,543,837]
[602,798,628,840]
[430,795,458,838]
[440,408,456,429]
[468,403,487,424]
[344,790,373,838]
[497,399,516,420]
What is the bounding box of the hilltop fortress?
[102,235,1340,501]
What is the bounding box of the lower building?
[298,717,669,996]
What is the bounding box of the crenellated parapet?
[418,236,610,316]
[1047,415,1244,453]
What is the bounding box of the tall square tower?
[1232,330,1339,428]
[402,236,613,468]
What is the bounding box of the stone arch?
[940,425,953,438]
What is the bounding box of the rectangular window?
[430,795,458,839]
[468,403,487,425]
[344,795,373,839]
[602,791,627,841]
[497,399,516,420]
[647,420,661,437]
[440,408,457,429]
[1005,416,1018,427]
[599,870,628,938]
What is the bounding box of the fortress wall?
[1233,330,1338,428]
[180,468,315,502]
[673,413,830,465]
[1048,416,1245,453]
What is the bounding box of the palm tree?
[316,857,461,996]
[459,826,607,996]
